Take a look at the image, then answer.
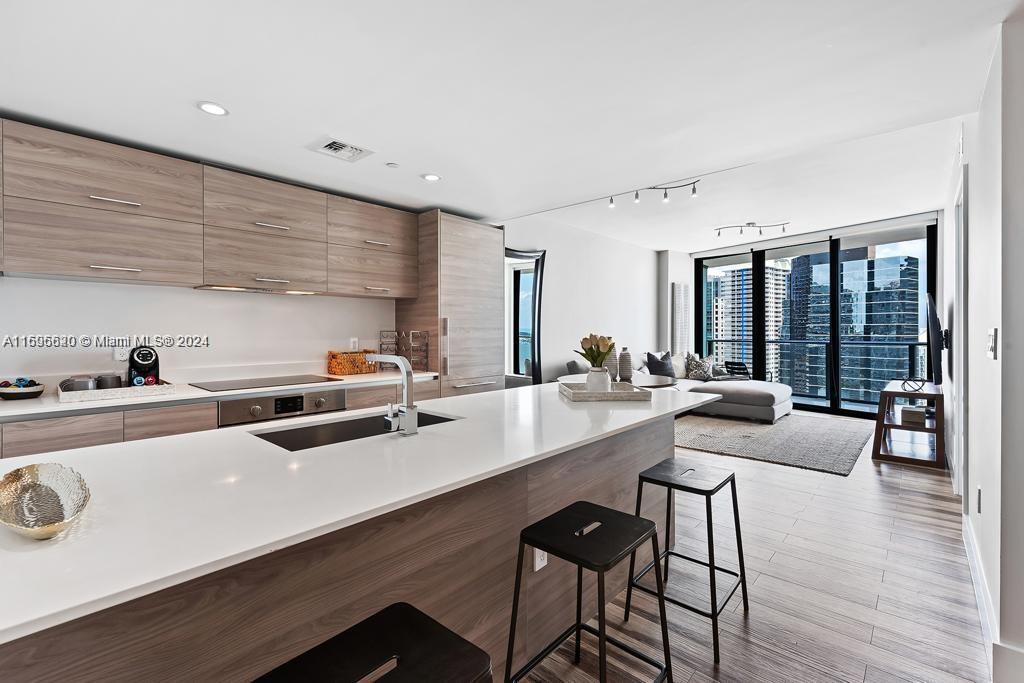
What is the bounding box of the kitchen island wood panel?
[3,197,204,286]
[1,412,124,459]
[2,120,203,223]
[0,417,673,680]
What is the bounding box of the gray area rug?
[674,413,874,476]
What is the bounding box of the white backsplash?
[0,277,395,380]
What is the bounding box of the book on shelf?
[901,406,929,426]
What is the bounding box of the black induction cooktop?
[190,375,338,392]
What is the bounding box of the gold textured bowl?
[0,463,90,540]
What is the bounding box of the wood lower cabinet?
[414,378,441,402]
[441,375,505,397]
[203,166,326,242]
[123,403,218,442]
[1,412,124,459]
[2,120,202,223]
[345,384,399,410]
[327,244,417,298]
[3,197,204,286]
[327,196,417,255]
[203,226,326,292]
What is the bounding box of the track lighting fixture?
[608,196,615,209]
[712,221,790,238]
[662,189,670,203]
[634,190,640,204]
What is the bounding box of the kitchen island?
[0,383,718,680]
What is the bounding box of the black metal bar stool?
[505,500,673,683]
[624,457,748,663]
[257,602,492,682]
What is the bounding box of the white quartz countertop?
[0,383,718,644]
[0,370,438,422]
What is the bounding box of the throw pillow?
[685,353,714,380]
[646,352,675,379]
[712,363,728,377]
[670,354,688,379]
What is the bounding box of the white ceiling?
[541,115,965,254]
[1,1,1015,244]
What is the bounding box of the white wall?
[951,13,1024,678]
[503,215,659,381]
[0,277,394,380]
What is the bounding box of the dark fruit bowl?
[0,385,46,400]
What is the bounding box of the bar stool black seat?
[257,602,492,682]
[505,501,673,683]
[624,457,749,663]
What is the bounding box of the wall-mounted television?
[926,294,944,385]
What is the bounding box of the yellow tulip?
[581,337,593,350]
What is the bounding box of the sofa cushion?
[646,352,675,378]
[674,379,707,392]
[687,379,792,407]
[685,353,714,380]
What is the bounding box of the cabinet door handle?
[254,276,290,284]
[254,222,292,231]
[89,264,142,272]
[88,195,142,207]
[364,239,391,247]
[441,317,450,378]
[364,286,391,292]
[453,381,497,389]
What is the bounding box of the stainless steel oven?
[218,388,346,426]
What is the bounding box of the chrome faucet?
[366,354,418,436]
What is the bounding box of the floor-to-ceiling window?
[764,241,832,407]
[699,254,754,370]
[695,221,935,417]
[838,228,929,412]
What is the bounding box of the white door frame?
[952,163,969,504]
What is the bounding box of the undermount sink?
[254,412,457,452]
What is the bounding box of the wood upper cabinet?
[439,214,505,386]
[203,166,327,242]
[204,226,327,292]
[2,120,202,223]
[123,403,218,441]
[3,197,204,286]
[2,412,124,459]
[327,196,418,256]
[327,244,418,298]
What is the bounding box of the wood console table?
[871,380,945,468]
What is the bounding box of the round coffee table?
[556,373,677,388]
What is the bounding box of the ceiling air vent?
[313,138,374,163]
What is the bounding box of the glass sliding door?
[838,228,929,412]
[700,254,754,370]
[764,241,832,407]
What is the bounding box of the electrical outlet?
[977,486,982,514]
[349,337,359,351]
[533,548,547,571]
[113,347,130,362]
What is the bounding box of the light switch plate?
[349,337,359,350]
[987,328,998,360]
[533,548,547,571]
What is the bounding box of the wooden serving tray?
[558,382,652,402]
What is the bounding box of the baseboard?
[993,642,1024,682]
[963,513,998,673]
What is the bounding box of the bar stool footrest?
[509,622,669,683]
[632,549,741,618]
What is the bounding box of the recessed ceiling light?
[420,173,442,182]
[198,101,229,116]
[385,162,400,168]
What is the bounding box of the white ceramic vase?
[586,366,612,392]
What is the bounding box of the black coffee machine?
[127,346,160,386]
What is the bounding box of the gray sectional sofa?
[674,378,793,423]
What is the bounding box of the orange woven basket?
[327,350,378,376]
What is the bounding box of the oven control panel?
[219,389,346,427]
